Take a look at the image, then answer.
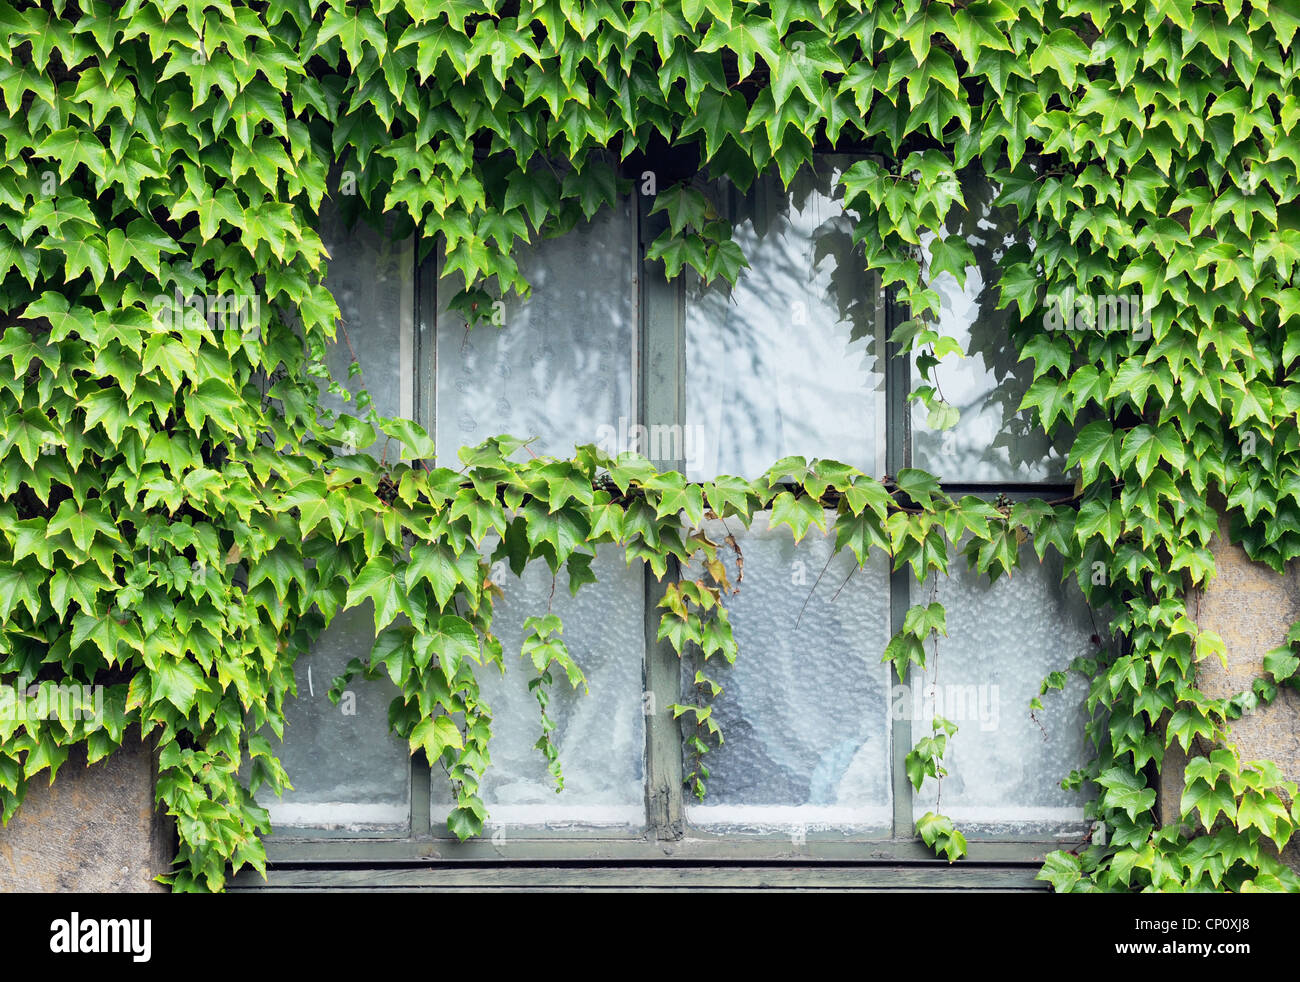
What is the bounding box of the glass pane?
[431,544,646,833]
[909,544,1097,838]
[257,208,414,835]
[910,176,1073,482]
[683,513,892,834]
[259,604,411,835]
[435,199,638,466]
[685,159,885,481]
[316,206,414,450]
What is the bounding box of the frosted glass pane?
[315,207,413,452]
[435,199,637,466]
[683,513,892,833]
[909,545,1096,837]
[258,604,411,834]
[910,177,1071,482]
[255,208,414,834]
[685,160,885,481]
[432,544,646,832]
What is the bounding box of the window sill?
[229,860,1050,891]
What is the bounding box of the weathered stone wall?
[0,737,170,892]
[1162,512,1300,868]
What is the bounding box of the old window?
[242,158,1100,885]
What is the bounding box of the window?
[241,158,1099,886]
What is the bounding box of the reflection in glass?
[911,175,1073,482]
[683,514,892,833]
[435,199,637,467]
[432,544,646,832]
[685,160,884,481]
[909,543,1097,838]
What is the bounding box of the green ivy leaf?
[1098,766,1158,821]
[768,491,826,543]
[414,613,482,679]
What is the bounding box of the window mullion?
[414,233,439,836]
[414,235,438,440]
[638,186,687,840]
[410,754,432,837]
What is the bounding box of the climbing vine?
[0,0,1298,892]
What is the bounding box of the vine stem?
[795,547,837,628]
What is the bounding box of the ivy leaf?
[565,551,598,596]
[1068,422,1122,485]
[1264,645,1300,685]
[926,400,960,431]
[446,801,485,840]
[904,84,970,140]
[894,468,941,509]
[768,491,826,543]
[184,378,244,435]
[1028,28,1092,89]
[1121,424,1186,481]
[1166,706,1217,752]
[916,811,967,862]
[645,230,708,280]
[317,5,388,67]
[414,613,481,679]
[927,234,976,285]
[409,540,480,609]
[561,161,617,220]
[704,475,757,520]
[1020,377,1072,431]
[521,501,587,564]
[247,543,308,606]
[834,510,888,565]
[35,126,109,182]
[648,184,712,236]
[503,169,561,232]
[626,2,690,59]
[1237,791,1294,850]
[680,89,748,161]
[380,416,437,460]
[410,715,464,759]
[0,564,44,622]
[42,233,110,287]
[151,659,207,713]
[903,601,947,639]
[1036,851,1083,892]
[1181,776,1237,832]
[346,556,406,633]
[645,472,705,526]
[883,632,926,681]
[899,3,956,62]
[1098,766,1157,821]
[695,16,781,82]
[370,625,414,686]
[22,740,68,783]
[770,31,841,106]
[47,499,118,552]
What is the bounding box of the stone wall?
[0,737,170,892]
[1161,512,1300,868]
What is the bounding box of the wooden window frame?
[235,156,1088,890]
